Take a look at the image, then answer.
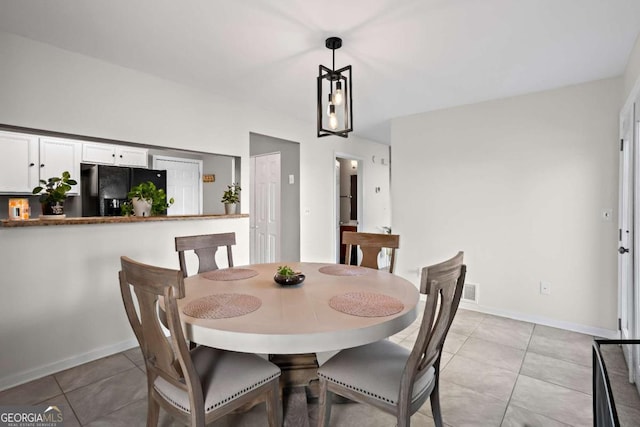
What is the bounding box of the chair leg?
[265,379,281,427]
[430,384,443,427]
[396,405,411,427]
[317,378,332,427]
[146,395,160,427]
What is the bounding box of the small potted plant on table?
[274,265,305,286]
[221,183,241,215]
[127,181,174,217]
[32,171,77,219]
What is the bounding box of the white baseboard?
[459,301,618,339]
[0,338,139,392]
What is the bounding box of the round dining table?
[177,262,420,355]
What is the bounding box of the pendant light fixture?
[317,37,353,138]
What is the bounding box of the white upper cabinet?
[115,146,148,167]
[82,142,148,167]
[0,132,81,194]
[0,131,39,193]
[82,143,116,165]
[39,137,81,194]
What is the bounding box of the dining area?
[2,3,639,424]
[116,230,466,426]
[0,215,616,427]
[0,216,608,426]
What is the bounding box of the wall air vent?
[462,283,478,304]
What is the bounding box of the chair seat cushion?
[317,340,434,406]
[154,346,280,414]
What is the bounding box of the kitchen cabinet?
[115,146,148,167]
[82,142,148,167]
[0,132,80,194]
[0,131,39,193]
[39,137,81,194]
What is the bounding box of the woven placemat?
[202,268,258,281]
[329,292,404,317]
[318,265,374,276]
[182,293,261,319]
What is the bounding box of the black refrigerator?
[81,164,167,216]
[130,167,167,192]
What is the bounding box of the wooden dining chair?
[317,252,466,427]
[175,232,235,278]
[119,256,281,427]
[342,231,400,273]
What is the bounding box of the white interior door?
[153,156,202,215]
[251,153,281,263]
[619,104,635,385]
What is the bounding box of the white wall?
[623,33,640,101]
[0,32,391,388]
[202,154,234,215]
[391,78,621,334]
[0,31,391,262]
[0,218,249,391]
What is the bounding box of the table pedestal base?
[270,353,320,398]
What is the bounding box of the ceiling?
[0,0,639,144]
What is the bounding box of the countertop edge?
[0,214,249,228]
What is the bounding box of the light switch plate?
[289,174,295,184]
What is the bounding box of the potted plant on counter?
[127,181,174,217]
[32,171,77,219]
[221,183,241,215]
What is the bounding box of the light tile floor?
[1,308,639,426]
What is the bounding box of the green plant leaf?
[277,265,297,276]
[33,172,76,205]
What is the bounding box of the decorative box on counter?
[8,198,30,220]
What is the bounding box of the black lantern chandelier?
[317,37,353,138]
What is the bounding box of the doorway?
[619,97,640,395]
[250,153,281,263]
[335,154,363,264]
[249,133,300,263]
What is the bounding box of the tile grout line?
[47,375,83,427]
[64,365,144,426]
[497,322,535,427]
[81,397,149,426]
[57,360,138,394]
[502,324,588,427]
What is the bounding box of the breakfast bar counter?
[0,213,248,228]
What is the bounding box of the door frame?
[619,103,635,383]
[634,107,640,392]
[619,86,640,394]
[334,152,364,263]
